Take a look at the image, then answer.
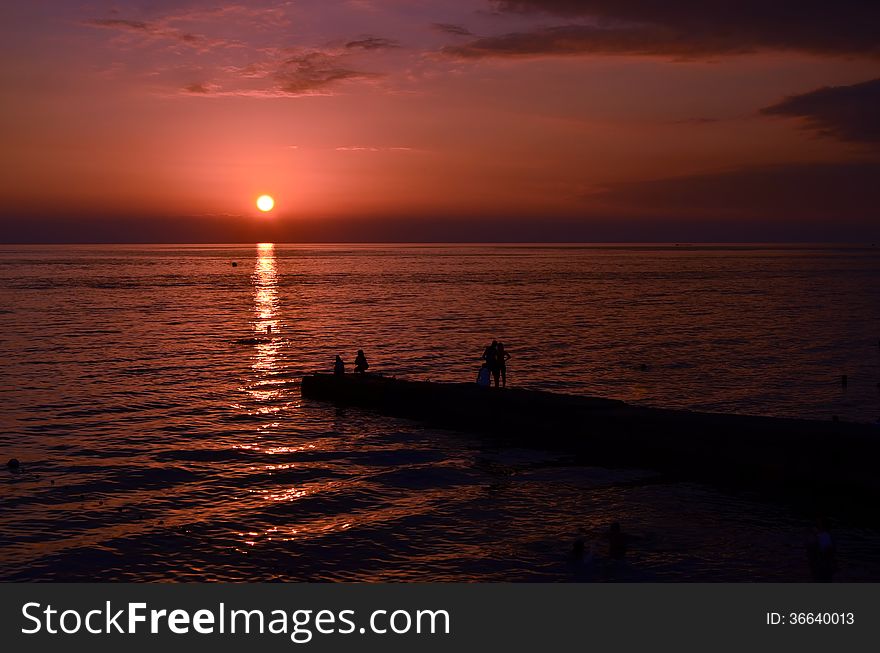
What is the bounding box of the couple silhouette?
[334,350,369,376]
[478,340,510,388]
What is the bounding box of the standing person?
[497,342,511,387]
[482,340,500,388]
[354,349,370,374]
[333,355,345,376]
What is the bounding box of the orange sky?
[1,1,878,241]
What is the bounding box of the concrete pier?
[301,373,880,502]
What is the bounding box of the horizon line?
[2,240,877,247]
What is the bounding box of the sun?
[256,194,275,212]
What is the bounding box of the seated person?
[476,364,491,387]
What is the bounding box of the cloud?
[445,1,880,59]
[88,19,150,32]
[345,37,400,50]
[335,146,413,151]
[88,4,290,35]
[593,162,880,221]
[274,52,378,95]
[175,46,384,97]
[445,24,754,59]
[162,4,292,26]
[84,17,240,51]
[761,78,880,145]
[87,9,391,98]
[182,82,214,94]
[432,23,473,37]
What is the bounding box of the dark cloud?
[86,18,151,32]
[274,52,376,94]
[761,78,880,145]
[595,162,880,221]
[446,1,880,59]
[345,37,400,50]
[183,82,211,94]
[445,24,754,59]
[432,23,473,37]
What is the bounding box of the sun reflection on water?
[242,245,362,550]
[252,242,280,375]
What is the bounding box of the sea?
[1,243,879,581]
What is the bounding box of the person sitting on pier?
[354,349,370,374]
[334,355,345,377]
[476,364,491,387]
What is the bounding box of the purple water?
[1,243,879,581]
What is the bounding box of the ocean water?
[1,243,879,581]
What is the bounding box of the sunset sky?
[1,1,878,242]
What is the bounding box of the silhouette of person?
[807,517,837,582]
[482,340,500,387]
[354,349,369,374]
[497,342,511,387]
[333,355,345,376]
[482,340,496,365]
